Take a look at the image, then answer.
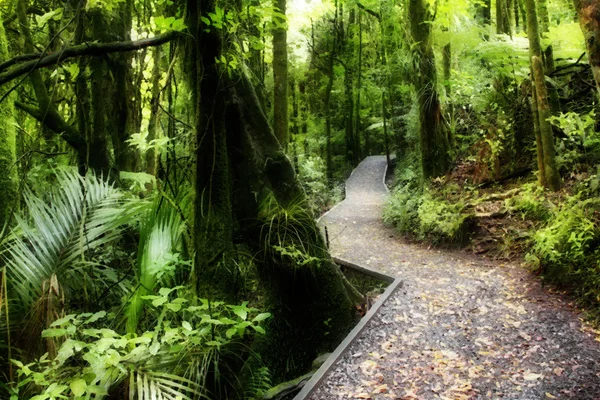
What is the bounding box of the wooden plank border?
[293,265,402,400]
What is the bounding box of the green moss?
[0,17,18,227]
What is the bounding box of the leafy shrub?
[10,288,271,400]
[383,183,422,235]
[296,155,343,214]
[417,193,469,243]
[504,183,552,221]
[384,185,469,244]
[527,197,600,306]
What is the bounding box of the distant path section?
[312,155,600,399]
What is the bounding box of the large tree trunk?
[111,0,139,173]
[0,18,17,228]
[186,0,358,382]
[525,0,561,190]
[187,0,236,300]
[409,0,450,179]
[225,73,357,382]
[573,0,600,97]
[89,10,116,179]
[272,0,289,147]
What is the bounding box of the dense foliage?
[0,0,599,397]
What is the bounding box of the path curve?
[312,156,600,399]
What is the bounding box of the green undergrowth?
[383,171,471,245]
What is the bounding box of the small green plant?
[384,185,469,244]
[527,196,600,306]
[383,183,422,235]
[417,193,469,243]
[504,183,552,221]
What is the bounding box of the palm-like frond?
[125,201,183,333]
[129,370,206,400]
[3,169,144,318]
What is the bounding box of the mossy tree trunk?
[146,45,162,178]
[186,0,235,301]
[186,0,358,381]
[111,0,139,173]
[496,0,512,35]
[0,17,17,228]
[225,74,358,382]
[525,0,561,190]
[272,0,288,147]
[344,9,358,166]
[356,10,365,157]
[573,0,600,97]
[409,0,450,179]
[323,5,338,182]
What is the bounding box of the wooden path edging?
[293,261,402,400]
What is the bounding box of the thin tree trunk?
[530,84,546,187]
[356,10,365,157]
[0,18,17,228]
[146,45,161,178]
[272,0,288,147]
[382,92,390,166]
[538,0,550,33]
[324,3,337,182]
[496,0,512,35]
[525,0,561,190]
[344,9,357,166]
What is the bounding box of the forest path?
[312,156,600,400]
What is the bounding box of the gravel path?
[311,156,600,400]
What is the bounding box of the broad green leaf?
[70,379,87,397]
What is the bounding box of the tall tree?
[0,16,17,228]
[409,0,450,178]
[185,0,358,380]
[524,0,561,190]
[272,0,289,146]
[573,0,600,96]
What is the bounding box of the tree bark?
[409,0,450,179]
[184,0,358,381]
[356,10,365,157]
[573,0,600,97]
[188,0,235,300]
[146,45,162,178]
[0,17,17,228]
[525,0,561,190]
[272,0,289,147]
[496,0,512,35]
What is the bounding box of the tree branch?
[357,3,381,20]
[0,31,181,86]
[15,101,85,151]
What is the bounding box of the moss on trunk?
[409,0,450,179]
[525,0,561,190]
[0,16,17,227]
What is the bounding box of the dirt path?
[311,156,600,400]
